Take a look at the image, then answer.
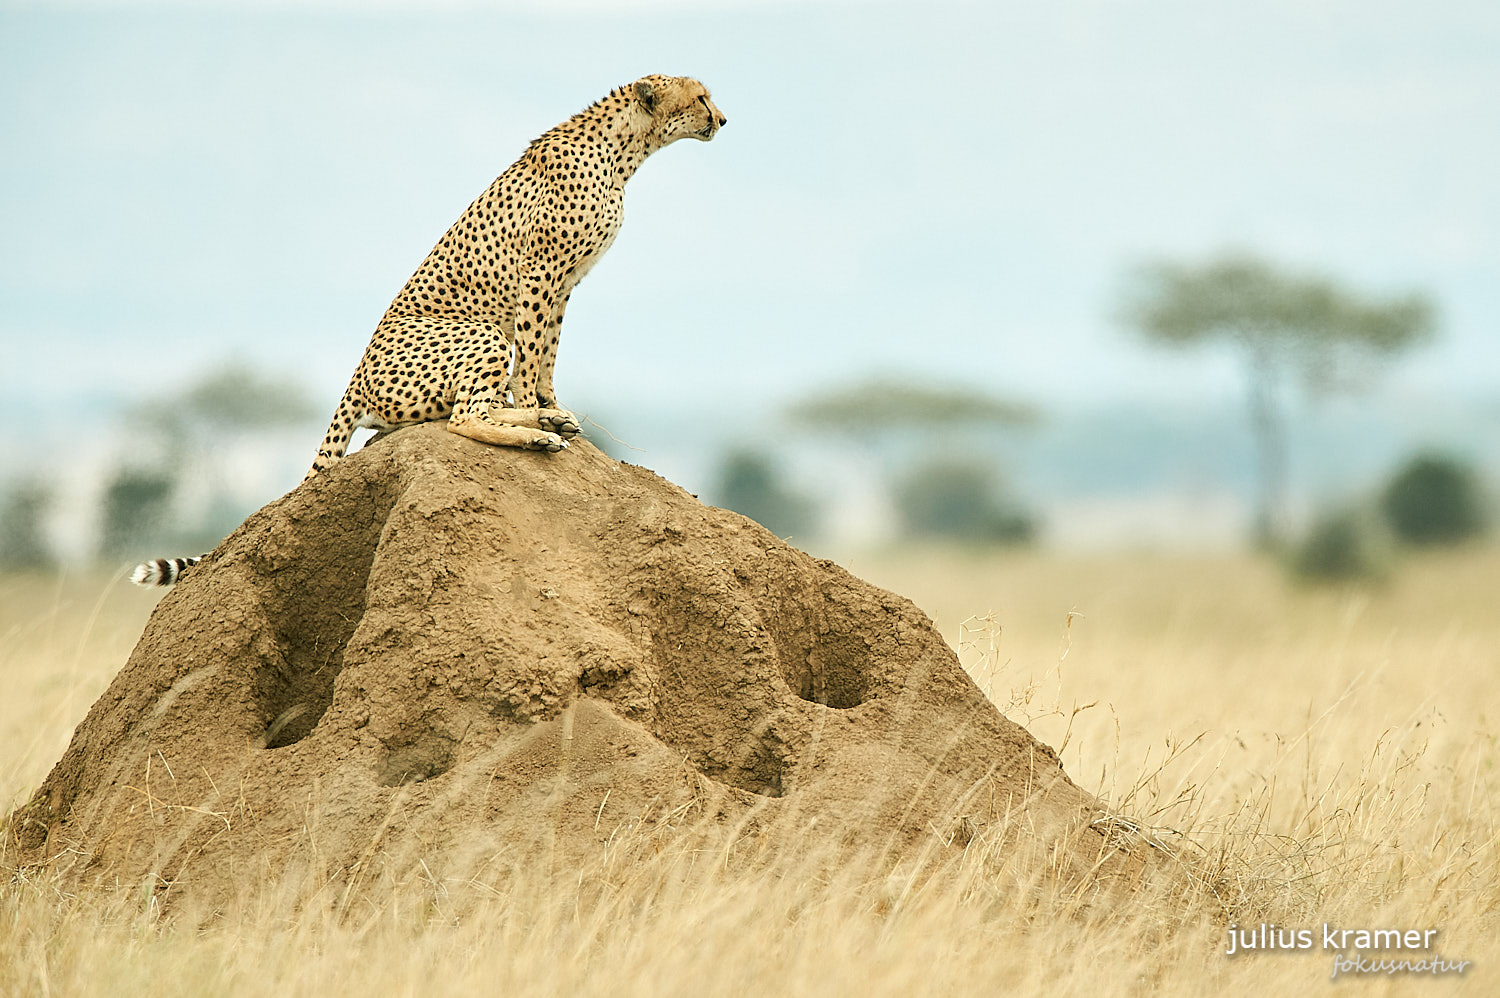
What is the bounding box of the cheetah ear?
[633,80,659,114]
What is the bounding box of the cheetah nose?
[717,113,727,127]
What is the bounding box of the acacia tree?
[787,377,1038,435]
[1120,254,1434,548]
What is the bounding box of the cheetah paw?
[537,408,580,438]
[524,430,569,453]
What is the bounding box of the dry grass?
[4,549,1498,995]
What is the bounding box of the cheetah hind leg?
[491,406,580,439]
[447,404,569,453]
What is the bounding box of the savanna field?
[3,547,1496,996]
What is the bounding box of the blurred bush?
[1380,453,1487,547]
[97,468,177,561]
[713,449,817,539]
[1289,507,1391,584]
[892,457,1035,544]
[0,479,56,571]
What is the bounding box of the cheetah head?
[632,75,726,146]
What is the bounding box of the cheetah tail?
[305,387,363,481]
[130,555,204,587]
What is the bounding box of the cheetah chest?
[551,188,625,289]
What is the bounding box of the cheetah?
[130,75,726,587]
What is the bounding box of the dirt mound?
[11,424,1127,910]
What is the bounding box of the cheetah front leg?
[524,337,581,441]
[533,289,575,421]
[507,268,579,437]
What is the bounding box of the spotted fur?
[311,73,726,477]
[130,75,725,588]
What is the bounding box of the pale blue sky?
[3,0,1498,432]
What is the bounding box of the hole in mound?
[754,585,879,711]
[778,631,873,710]
[248,475,399,747]
[376,733,457,787]
[255,637,350,748]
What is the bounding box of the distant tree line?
[713,377,1038,545]
[0,363,316,573]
